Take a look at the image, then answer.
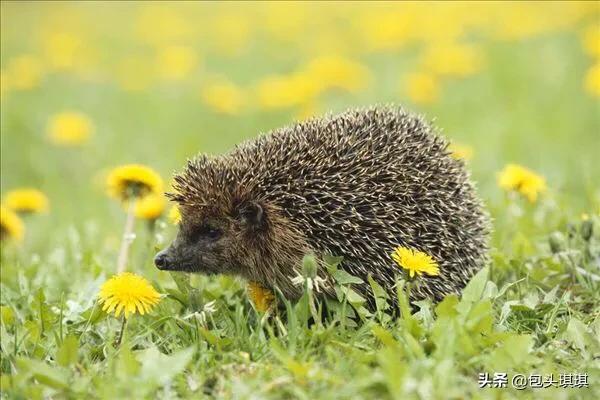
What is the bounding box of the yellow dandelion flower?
[1,70,10,100]
[42,31,83,71]
[168,205,182,224]
[47,111,94,146]
[1,205,25,242]
[448,143,474,161]
[98,272,161,318]
[303,55,371,93]
[404,72,441,105]
[106,164,163,201]
[581,213,590,221]
[5,55,43,90]
[3,188,49,214]
[584,63,600,97]
[201,79,245,114]
[391,246,439,278]
[247,281,275,312]
[498,164,547,203]
[582,25,600,58]
[421,43,484,78]
[255,73,320,109]
[157,45,198,81]
[134,194,166,220]
[359,11,414,52]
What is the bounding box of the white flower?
[182,300,217,325]
[291,273,327,293]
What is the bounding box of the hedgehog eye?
[205,227,222,240]
[192,225,222,241]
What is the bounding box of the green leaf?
[169,271,193,293]
[464,300,493,335]
[138,346,195,387]
[435,294,459,318]
[563,317,597,355]
[372,325,398,347]
[396,280,412,320]
[368,275,390,313]
[165,288,188,307]
[461,267,489,304]
[80,303,106,325]
[0,305,15,326]
[485,334,534,371]
[198,327,232,350]
[332,269,363,285]
[117,347,140,377]
[56,335,79,367]
[169,272,203,310]
[16,358,69,389]
[456,267,490,315]
[323,254,344,273]
[337,286,366,306]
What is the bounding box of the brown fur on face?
[155,157,314,299]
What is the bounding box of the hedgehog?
[155,106,490,306]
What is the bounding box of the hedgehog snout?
[154,248,173,270]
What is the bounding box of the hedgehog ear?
[237,201,265,229]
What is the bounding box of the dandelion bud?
[581,220,593,241]
[548,232,565,254]
[302,254,318,278]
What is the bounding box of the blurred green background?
[1,1,599,249]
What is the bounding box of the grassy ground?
[1,2,599,399]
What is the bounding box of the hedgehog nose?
[154,249,171,270]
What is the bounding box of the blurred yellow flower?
[0,70,10,99]
[358,11,414,52]
[5,55,43,90]
[404,72,440,104]
[582,25,600,58]
[3,189,49,214]
[201,79,245,114]
[255,73,319,109]
[421,43,484,78]
[98,272,161,318]
[42,31,83,71]
[134,194,166,220]
[47,111,94,146]
[295,101,320,121]
[584,62,600,97]
[168,205,182,224]
[157,45,198,81]
[247,281,275,312]
[1,205,25,242]
[448,143,474,161]
[106,164,163,201]
[303,55,371,93]
[498,164,547,203]
[391,246,439,278]
[581,213,590,221]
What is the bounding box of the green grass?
[1,2,600,399]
